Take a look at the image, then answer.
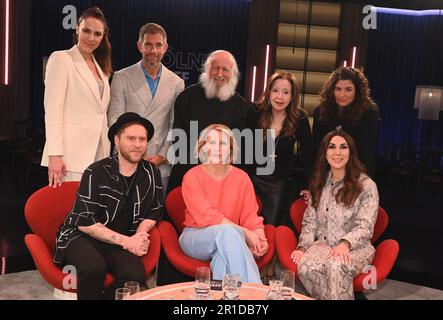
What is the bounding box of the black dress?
[312,105,379,177]
[246,106,313,226]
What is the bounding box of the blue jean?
[179,224,262,284]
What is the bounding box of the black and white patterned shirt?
[53,155,163,265]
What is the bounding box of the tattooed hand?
[124,232,150,256]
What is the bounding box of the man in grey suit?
[108,23,184,197]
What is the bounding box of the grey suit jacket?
[108,61,184,177]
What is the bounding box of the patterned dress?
[297,172,379,300]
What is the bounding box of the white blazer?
[41,46,111,173]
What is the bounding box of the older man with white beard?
[166,50,250,194]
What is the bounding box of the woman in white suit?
[41,7,112,187]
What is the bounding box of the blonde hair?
[195,124,239,164]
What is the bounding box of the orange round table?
[132,282,312,300]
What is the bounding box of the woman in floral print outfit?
[291,129,379,300]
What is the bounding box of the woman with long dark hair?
[248,71,313,225]
[41,7,113,187]
[246,71,312,281]
[291,129,379,300]
[312,67,378,176]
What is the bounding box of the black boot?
[354,291,368,300]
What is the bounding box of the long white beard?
[199,72,237,102]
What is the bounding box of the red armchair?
[159,186,275,278]
[275,198,399,292]
[24,181,161,292]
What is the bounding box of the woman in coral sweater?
[179,124,268,283]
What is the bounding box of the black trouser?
[64,235,146,300]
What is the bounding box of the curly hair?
[318,67,376,127]
[256,71,305,140]
[310,129,366,210]
[74,7,112,76]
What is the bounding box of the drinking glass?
[266,279,283,300]
[115,287,130,300]
[124,281,140,296]
[280,270,295,300]
[194,267,211,299]
[222,274,240,300]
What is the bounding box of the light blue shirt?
[142,64,162,97]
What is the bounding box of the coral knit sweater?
[182,165,264,231]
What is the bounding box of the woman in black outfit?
[312,67,379,177]
[247,71,313,280]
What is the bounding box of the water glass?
[222,274,240,300]
[124,281,140,296]
[194,267,211,299]
[115,287,131,300]
[280,270,295,300]
[266,279,283,300]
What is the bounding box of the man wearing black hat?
[53,112,163,300]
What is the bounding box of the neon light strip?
[264,44,270,93]
[251,66,257,102]
[351,47,356,68]
[373,7,442,16]
[1,256,5,275]
[4,0,10,85]
[343,60,347,67]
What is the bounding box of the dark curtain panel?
[0,0,31,135]
[365,12,443,156]
[245,0,280,99]
[29,0,251,121]
[337,2,369,68]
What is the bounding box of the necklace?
[122,173,136,195]
[269,134,280,162]
[123,175,130,188]
[269,113,284,161]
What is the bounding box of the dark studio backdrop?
[29,0,251,121]
[365,11,443,160]
[363,8,443,288]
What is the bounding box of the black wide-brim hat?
[108,112,155,143]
